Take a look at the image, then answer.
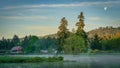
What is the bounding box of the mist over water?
[0,54,120,68]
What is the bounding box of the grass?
[0,56,63,63]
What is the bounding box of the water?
[0,54,120,68]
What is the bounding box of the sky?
[0,0,120,39]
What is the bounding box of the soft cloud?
[0,16,53,21]
[2,1,120,9]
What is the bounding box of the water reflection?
[0,62,120,68]
[0,54,120,68]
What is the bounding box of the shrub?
[90,49,100,53]
[0,56,64,63]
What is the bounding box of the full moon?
[104,6,107,11]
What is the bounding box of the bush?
[64,34,87,54]
[90,49,100,53]
[47,56,63,62]
[0,56,64,63]
[58,56,63,61]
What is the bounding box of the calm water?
[0,54,120,68]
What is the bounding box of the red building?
[11,46,22,53]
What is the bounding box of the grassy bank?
[0,56,63,63]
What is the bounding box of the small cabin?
[11,46,22,53]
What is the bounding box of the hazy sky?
[0,0,120,39]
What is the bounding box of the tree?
[21,35,31,52]
[11,35,20,46]
[0,37,12,52]
[76,12,88,51]
[25,35,39,53]
[91,34,102,50]
[64,34,87,54]
[57,17,69,53]
[1,37,7,50]
[76,12,87,38]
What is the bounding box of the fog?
[0,54,120,68]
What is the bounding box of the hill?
[88,26,120,39]
[40,26,120,40]
[40,34,58,39]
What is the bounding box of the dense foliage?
[57,17,69,53]
[64,34,87,54]
[90,34,102,50]
[101,37,120,52]
[62,12,87,54]
[0,35,58,54]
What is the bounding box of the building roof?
[11,46,22,51]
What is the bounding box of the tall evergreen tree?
[76,12,87,38]
[1,37,7,50]
[57,17,69,53]
[91,34,102,50]
[75,12,88,52]
[11,35,20,46]
[21,36,29,49]
[0,37,11,50]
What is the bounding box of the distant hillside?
[40,34,58,39]
[88,26,120,39]
[40,26,120,39]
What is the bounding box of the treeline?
[0,35,58,53]
[89,26,120,53]
[88,26,120,39]
[90,33,120,52]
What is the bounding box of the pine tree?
[91,34,102,50]
[1,37,7,50]
[75,12,88,52]
[12,35,20,46]
[57,17,69,53]
[76,12,86,38]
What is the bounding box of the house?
[11,46,22,53]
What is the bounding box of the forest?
[0,12,120,54]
